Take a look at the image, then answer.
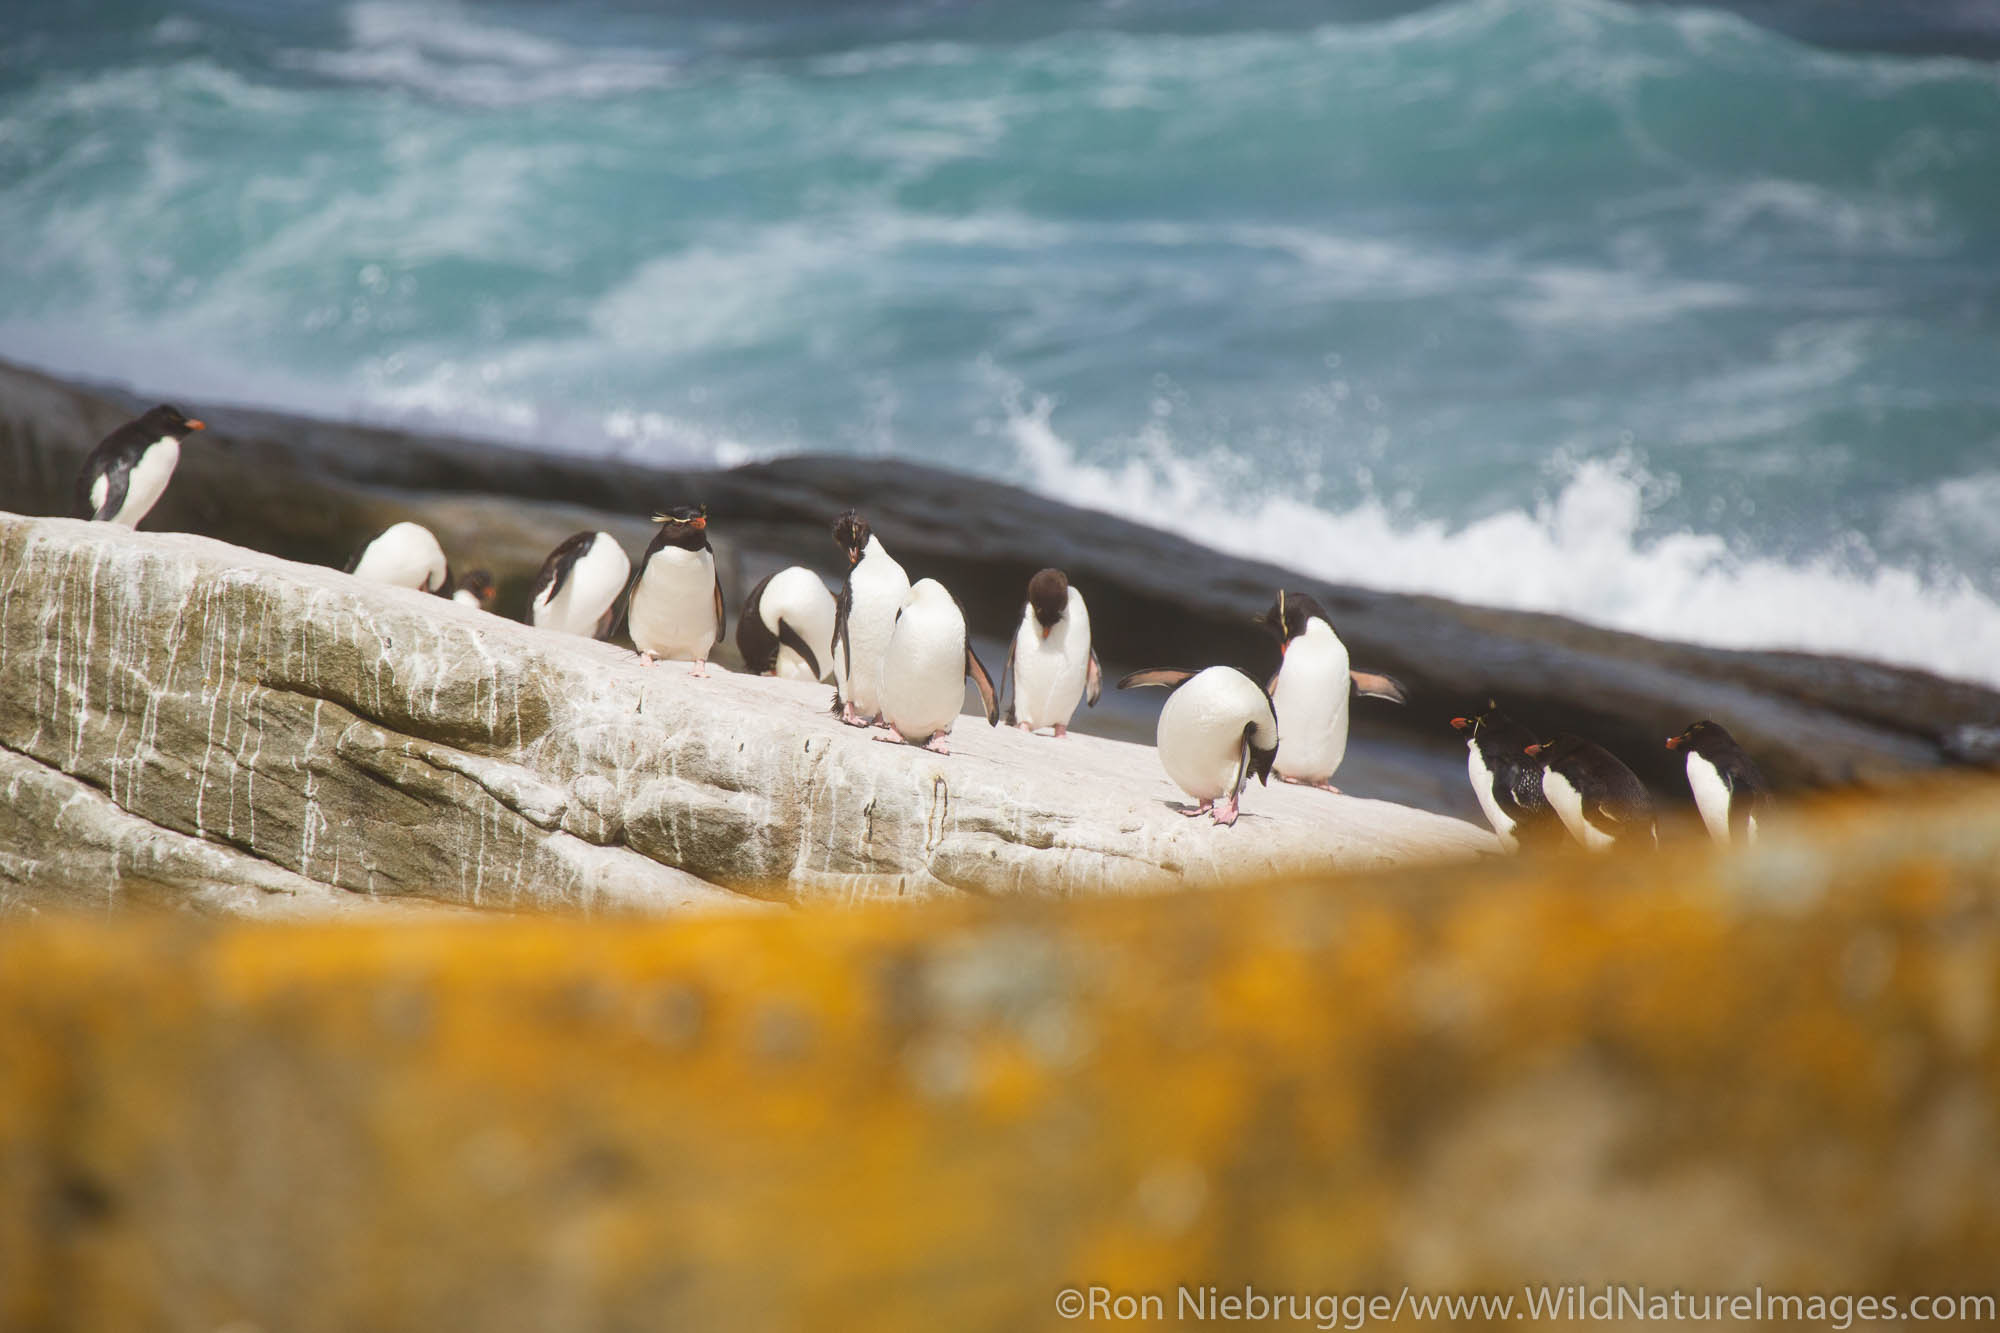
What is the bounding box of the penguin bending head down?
[1449,702,1561,853]
[627,505,725,676]
[1254,589,1406,793]
[1003,568,1100,737]
[1526,733,1656,852]
[530,531,631,639]
[830,510,911,727]
[1667,720,1772,845]
[738,566,837,682]
[874,578,998,754]
[1118,665,1278,827]
[452,570,496,612]
[75,404,206,528]
[346,521,450,593]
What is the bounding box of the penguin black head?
[649,504,710,552]
[141,404,205,438]
[1253,589,1333,645]
[1524,733,1587,765]
[1450,699,1504,736]
[1667,719,1731,753]
[832,510,871,566]
[455,569,496,606]
[1026,568,1069,635]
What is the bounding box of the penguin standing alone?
[1003,568,1100,737]
[346,521,450,593]
[738,566,837,681]
[1527,734,1657,851]
[1254,589,1405,791]
[529,531,631,639]
[1450,703,1561,852]
[627,506,725,675]
[1667,720,1773,845]
[74,404,205,528]
[875,579,998,754]
[1118,666,1278,827]
[830,510,911,726]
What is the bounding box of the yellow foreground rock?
[3,782,1999,1331]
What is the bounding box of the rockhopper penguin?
[530,531,631,639]
[1527,733,1657,851]
[1002,568,1100,737]
[1667,720,1773,845]
[75,404,205,528]
[829,510,911,726]
[875,578,999,754]
[627,505,725,675]
[1118,665,1278,827]
[1254,589,1406,792]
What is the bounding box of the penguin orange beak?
[1449,716,1471,731]
[1039,625,1050,641]
[1524,743,1545,757]
[186,420,205,431]
[1665,735,1682,750]
[691,514,707,530]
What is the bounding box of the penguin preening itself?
[738,566,836,681]
[1667,720,1773,845]
[75,404,205,528]
[1118,666,1278,827]
[830,510,911,727]
[530,531,631,639]
[346,521,450,593]
[875,578,999,754]
[1526,733,1657,851]
[1450,702,1561,852]
[1254,589,1406,792]
[1002,568,1100,737]
[452,570,496,611]
[627,505,725,675]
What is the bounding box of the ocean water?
[4,0,1999,685]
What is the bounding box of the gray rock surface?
[0,512,1493,914]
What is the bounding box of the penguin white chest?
[1012,591,1091,730]
[628,546,718,660]
[1467,742,1520,852]
[1157,669,1271,802]
[103,437,181,527]
[760,566,837,682]
[1542,768,1615,851]
[1271,624,1351,781]
[837,550,910,713]
[351,522,448,592]
[536,537,631,638]
[880,591,968,741]
[1685,753,1734,844]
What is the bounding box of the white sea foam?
[1000,391,2000,689]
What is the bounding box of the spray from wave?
[999,387,2000,688]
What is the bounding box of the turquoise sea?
[4,0,1999,683]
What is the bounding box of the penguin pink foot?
[923,734,951,756]
[872,727,910,746]
[1052,724,1068,738]
[1015,721,1035,733]
[839,701,870,727]
[1211,796,1241,827]
[1179,800,1212,818]
[689,660,709,679]
[1279,774,1340,793]
[639,652,657,668]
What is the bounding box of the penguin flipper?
[1000,632,1018,727]
[1350,670,1408,704]
[1117,668,1197,692]
[735,573,780,674]
[79,459,129,522]
[832,578,854,683]
[1085,649,1102,707]
[533,531,596,609]
[712,577,727,645]
[966,643,1000,726]
[776,619,820,681]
